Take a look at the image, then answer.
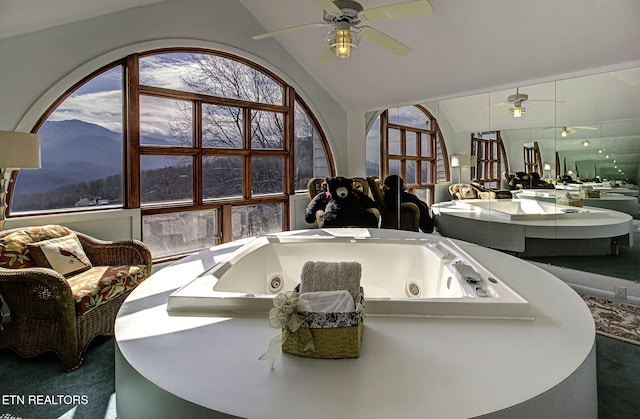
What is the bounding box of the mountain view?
[11,118,316,213]
[12,120,126,211]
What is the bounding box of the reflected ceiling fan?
[559,125,598,137]
[545,125,598,137]
[252,0,434,59]
[480,87,558,118]
[502,88,558,118]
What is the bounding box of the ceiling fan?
[495,88,558,118]
[559,125,598,137]
[252,0,434,59]
[545,125,598,137]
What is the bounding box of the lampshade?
[0,131,41,169]
[450,155,472,167]
[327,26,360,59]
[543,163,551,171]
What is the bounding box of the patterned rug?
[581,294,640,345]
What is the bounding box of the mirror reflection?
[368,66,639,282]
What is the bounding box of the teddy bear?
[305,176,380,228]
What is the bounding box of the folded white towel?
[299,290,355,313]
[299,261,361,300]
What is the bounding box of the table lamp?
[0,131,41,229]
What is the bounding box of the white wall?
[0,0,348,240]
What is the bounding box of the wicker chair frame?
[0,228,152,371]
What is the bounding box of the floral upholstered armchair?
[0,225,152,370]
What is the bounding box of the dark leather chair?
[366,176,420,231]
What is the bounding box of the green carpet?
[596,334,640,419]
[525,230,640,281]
[0,336,116,419]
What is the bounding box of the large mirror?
[368,66,640,281]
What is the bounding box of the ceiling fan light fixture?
[510,103,524,118]
[327,27,360,59]
[583,140,589,147]
[561,127,568,137]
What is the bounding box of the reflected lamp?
[450,155,475,183]
[0,131,41,229]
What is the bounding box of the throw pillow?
[27,233,92,277]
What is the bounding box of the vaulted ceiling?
[3,0,639,111]
[2,0,639,174]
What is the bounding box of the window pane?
[251,110,284,149]
[203,156,243,199]
[388,129,401,155]
[143,210,218,259]
[421,136,432,157]
[140,155,193,204]
[388,105,429,130]
[294,102,330,190]
[421,163,433,184]
[366,116,381,177]
[139,52,284,105]
[140,95,192,146]
[414,188,431,204]
[12,66,123,213]
[202,104,242,148]
[407,132,418,156]
[252,156,283,194]
[388,159,400,176]
[232,203,283,241]
[406,160,417,184]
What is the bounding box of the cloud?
[49,90,123,133]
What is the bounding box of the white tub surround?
[432,199,633,256]
[513,189,639,218]
[115,229,596,419]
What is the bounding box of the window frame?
[471,131,509,187]
[10,48,335,260]
[379,104,449,204]
[523,141,543,176]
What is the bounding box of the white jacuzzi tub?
[167,230,532,319]
[452,199,607,221]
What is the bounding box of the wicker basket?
[282,290,364,359]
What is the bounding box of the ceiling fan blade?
[252,22,327,40]
[314,0,343,15]
[362,0,433,21]
[572,125,598,130]
[361,27,412,57]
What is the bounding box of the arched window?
[11,48,333,259]
[366,105,448,204]
[471,131,510,189]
